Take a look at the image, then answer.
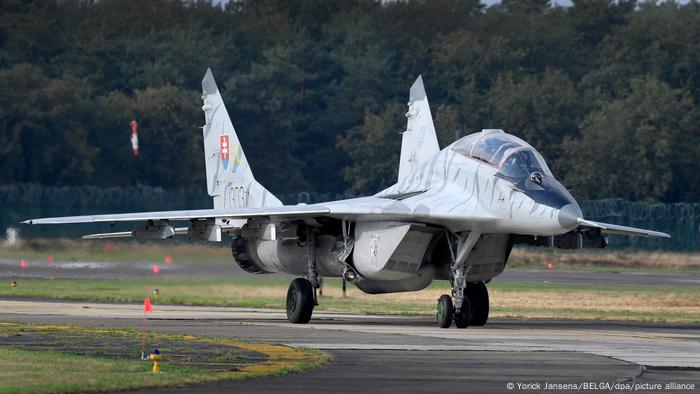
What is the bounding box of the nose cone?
[558,203,582,231]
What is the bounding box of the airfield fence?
[1,184,697,251]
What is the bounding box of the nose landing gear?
[436,283,489,329]
[454,294,472,329]
[437,230,479,329]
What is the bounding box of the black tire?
[286,278,315,324]
[454,296,472,329]
[466,282,489,326]
[436,295,454,328]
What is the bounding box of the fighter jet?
[24,70,670,328]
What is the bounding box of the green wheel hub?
[436,294,454,328]
[436,301,446,321]
[286,289,297,314]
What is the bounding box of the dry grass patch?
[259,283,700,322]
[2,277,699,323]
[320,286,700,315]
[510,248,700,271]
[489,289,700,315]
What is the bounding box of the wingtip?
[21,220,32,225]
[409,75,426,102]
[202,67,218,95]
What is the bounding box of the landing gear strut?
[436,230,481,329]
[287,226,320,324]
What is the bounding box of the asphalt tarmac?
[2,257,698,287]
[1,300,698,394]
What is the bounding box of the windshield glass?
[472,136,521,165]
[452,131,525,166]
[452,130,553,176]
[499,149,548,179]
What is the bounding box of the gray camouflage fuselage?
[237,129,581,294]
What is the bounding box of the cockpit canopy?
[452,129,552,178]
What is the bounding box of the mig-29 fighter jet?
[24,70,670,328]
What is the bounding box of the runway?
[0,299,698,393]
[2,257,698,286]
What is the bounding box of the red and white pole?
[130,119,139,156]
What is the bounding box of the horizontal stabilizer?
[577,218,670,238]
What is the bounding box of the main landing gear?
[286,278,315,324]
[287,226,320,324]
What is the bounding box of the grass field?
[0,348,207,394]
[3,238,699,324]
[0,323,329,394]
[2,277,699,324]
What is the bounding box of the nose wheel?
[435,282,489,329]
[436,295,454,328]
[435,291,471,329]
[466,281,489,326]
[435,290,473,329]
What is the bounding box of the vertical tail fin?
[398,75,440,181]
[201,68,282,209]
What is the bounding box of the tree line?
[1,0,699,203]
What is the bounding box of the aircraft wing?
[24,195,496,233]
[23,206,331,225]
[577,218,670,238]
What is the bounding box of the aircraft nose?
[558,203,582,231]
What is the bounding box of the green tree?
[224,43,312,194]
[131,86,203,187]
[583,2,700,100]
[0,0,699,203]
[337,104,404,195]
[562,77,695,202]
[0,64,98,185]
[485,70,581,174]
